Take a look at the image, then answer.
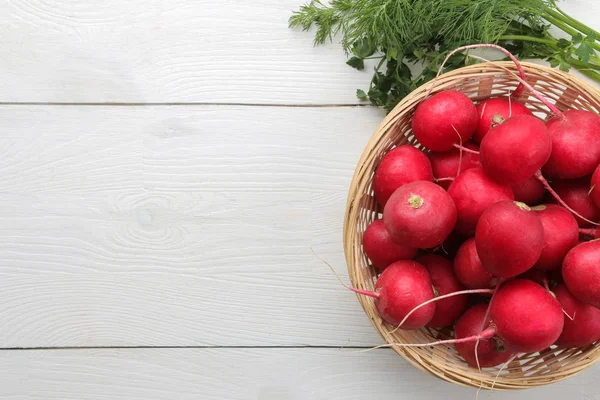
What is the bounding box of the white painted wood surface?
[1,0,600,398]
[0,348,597,400]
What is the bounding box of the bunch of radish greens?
[290,0,600,112]
[348,44,600,368]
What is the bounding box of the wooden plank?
[0,105,387,347]
[0,348,596,399]
[0,1,596,104]
[0,0,377,104]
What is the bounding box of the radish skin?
[480,114,552,185]
[429,141,480,189]
[448,167,514,236]
[455,304,513,368]
[416,255,468,328]
[454,238,498,289]
[490,279,564,353]
[474,97,532,143]
[552,178,600,228]
[363,220,417,272]
[383,180,457,248]
[543,110,600,179]
[532,204,579,271]
[563,241,600,308]
[475,201,545,278]
[411,90,478,152]
[511,175,546,205]
[590,164,600,209]
[373,260,436,329]
[554,283,600,348]
[373,145,434,206]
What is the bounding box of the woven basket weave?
[343,61,600,390]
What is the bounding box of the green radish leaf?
[557,38,571,49]
[576,41,594,63]
[352,37,375,59]
[346,56,365,70]
[387,47,398,61]
[572,33,583,44]
[356,89,368,100]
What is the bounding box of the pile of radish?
[352,44,600,369]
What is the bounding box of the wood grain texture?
[0,0,377,104]
[0,1,597,104]
[1,348,597,399]
[0,105,387,347]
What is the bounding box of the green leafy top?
[290,0,600,112]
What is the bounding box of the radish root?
[354,326,496,353]
[534,171,600,226]
[310,247,380,299]
[390,288,494,333]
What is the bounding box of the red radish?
[552,178,600,228]
[543,110,600,179]
[429,141,480,189]
[474,97,533,143]
[411,90,478,152]
[511,175,546,205]
[554,283,600,348]
[532,204,579,271]
[372,260,436,329]
[383,180,457,248]
[373,145,434,206]
[363,220,417,272]
[448,167,514,236]
[563,240,600,308]
[490,279,564,353]
[454,304,513,367]
[454,238,497,289]
[590,164,600,209]
[475,201,544,278]
[480,114,551,185]
[416,255,468,327]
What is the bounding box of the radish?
[383,180,457,248]
[489,279,564,352]
[590,164,600,209]
[454,238,497,289]
[373,145,434,206]
[554,283,600,348]
[552,178,600,228]
[359,260,436,329]
[429,141,480,189]
[474,97,532,144]
[563,240,600,308]
[454,304,513,367]
[511,175,546,205]
[475,201,544,278]
[447,167,514,236]
[411,90,478,152]
[532,204,579,271]
[543,110,600,179]
[480,114,551,185]
[363,220,417,272]
[416,255,468,328]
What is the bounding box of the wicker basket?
[343,61,600,390]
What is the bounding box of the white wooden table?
[1,1,600,398]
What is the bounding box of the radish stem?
[535,171,600,226]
